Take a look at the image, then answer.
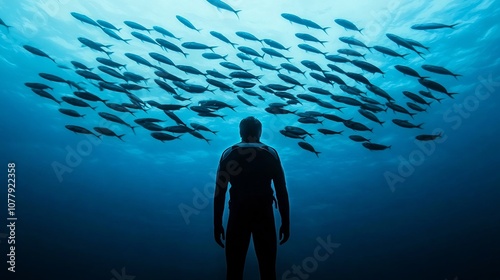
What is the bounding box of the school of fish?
[2,1,462,157]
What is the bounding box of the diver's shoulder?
[221,145,236,161]
[223,142,279,160]
[258,142,279,159]
[265,146,279,159]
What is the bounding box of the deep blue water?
[1,0,500,279]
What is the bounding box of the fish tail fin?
[315,151,321,157]
[229,105,237,112]
[410,113,415,119]
[231,42,238,49]
[205,139,211,144]
[131,126,137,135]
[91,106,97,111]
[56,100,62,105]
[196,28,202,33]
[223,55,228,61]
[437,98,444,103]
[361,54,367,61]
[320,40,328,47]
[211,131,218,135]
[358,28,364,34]
[449,23,460,29]
[368,46,373,53]
[448,92,458,99]
[322,27,330,34]
[124,39,132,44]
[50,57,56,63]
[117,28,122,32]
[210,46,218,52]
[183,52,189,58]
[417,51,425,59]
[380,121,384,126]
[417,123,424,129]
[309,134,314,139]
[369,128,373,133]
[286,57,293,62]
[235,10,242,19]
[117,134,126,141]
[453,74,462,79]
[97,134,102,139]
[106,51,113,57]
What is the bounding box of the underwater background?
[1,0,500,279]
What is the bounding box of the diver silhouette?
[214,116,290,280]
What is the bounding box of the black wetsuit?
[216,142,287,280]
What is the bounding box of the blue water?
[1,0,500,279]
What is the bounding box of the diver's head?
[239,116,262,143]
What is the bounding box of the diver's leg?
[253,206,277,280]
[226,210,251,280]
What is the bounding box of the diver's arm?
[213,161,228,227]
[213,159,229,248]
[274,157,289,227]
[274,156,290,245]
